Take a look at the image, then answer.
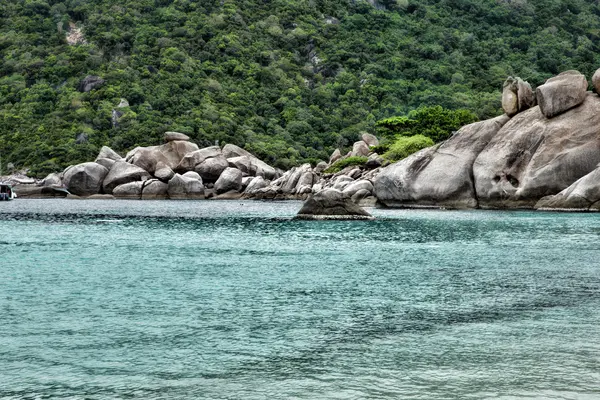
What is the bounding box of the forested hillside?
[2,0,600,176]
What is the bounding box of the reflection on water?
[1,200,600,399]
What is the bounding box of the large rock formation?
[535,165,600,211]
[167,173,204,199]
[62,162,109,196]
[374,115,510,208]
[474,93,600,208]
[536,70,588,118]
[127,140,199,174]
[502,77,535,117]
[103,161,151,194]
[214,167,243,194]
[296,189,374,220]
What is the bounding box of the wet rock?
[295,188,374,220]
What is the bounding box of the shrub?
[376,106,478,143]
[324,156,368,173]
[383,135,434,162]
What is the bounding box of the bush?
[383,135,434,162]
[376,106,478,143]
[324,156,368,173]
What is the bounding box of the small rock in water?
[295,188,374,220]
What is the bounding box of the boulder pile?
[45,131,383,203]
[374,68,600,211]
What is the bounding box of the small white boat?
[0,183,16,200]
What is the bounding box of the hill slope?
[2,0,600,176]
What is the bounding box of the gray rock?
[593,68,600,95]
[314,161,329,174]
[195,155,229,182]
[351,188,372,203]
[244,176,269,194]
[535,166,600,210]
[154,161,175,182]
[42,173,62,187]
[176,146,222,172]
[295,188,374,220]
[502,77,534,117]
[333,175,354,191]
[536,70,588,118]
[112,181,144,199]
[227,156,253,175]
[142,179,168,200]
[96,146,122,161]
[295,171,316,191]
[63,162,109,196]
[329,148,342,164]
[375,115,510,209]
[182,171,202,181]
[296,185,312,195]
[348,168,362,179]
[86,194,115,200]
[78,75,105,92]
[474,94,600,208]
[95,157,116,170]
[221,144,278,179]
[167,173,205,200]
[351,141,370,157]
[366,153,383,168]
[343,180,373,197]
[361,133,379,147]
[103,161,151,194]
[241,176,254,190]
[214,167,243,194]
[164,131,190,142]
[128,141,199,174]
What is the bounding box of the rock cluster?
[375,68,600,211]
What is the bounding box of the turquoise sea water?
[1,199,600,399]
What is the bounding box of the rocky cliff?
[375,69,600,211]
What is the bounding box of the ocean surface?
[1,199,600,400]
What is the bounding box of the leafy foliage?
[324,156,368,173]
[376,106,478,143]
[2,0,600,176]
[382,135,435,162]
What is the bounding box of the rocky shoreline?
[8,69,600,214]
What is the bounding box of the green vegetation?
[382,135,435,162]
[373,106,476,161]
[377,106,478,143]
[3,0,600,176]
[324,156,368,174]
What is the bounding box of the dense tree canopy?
[2,0,600,176]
